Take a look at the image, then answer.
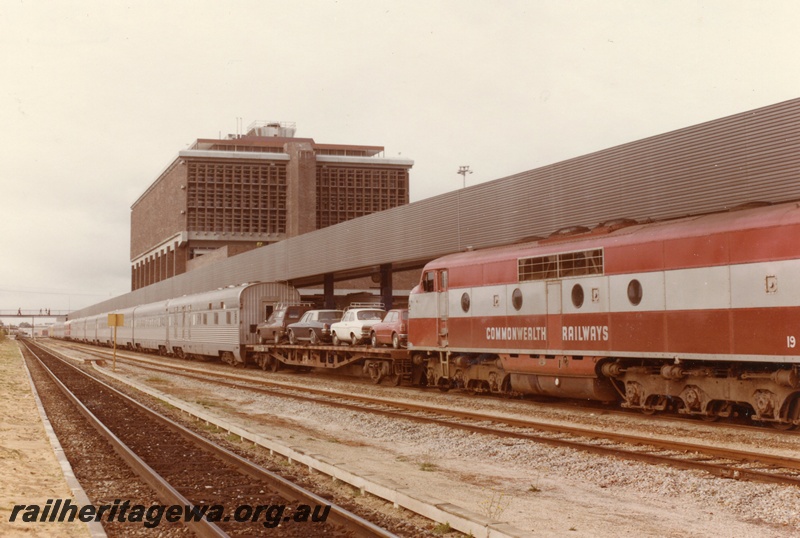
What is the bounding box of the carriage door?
[184,305,190,340]
[436,269,449,348]
[546,281,562,349]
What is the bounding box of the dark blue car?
[286,309,344,345]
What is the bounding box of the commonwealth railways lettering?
[562,325,609,342]
[486,326,546,341]
[485,325,609,342]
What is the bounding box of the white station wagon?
[330,304,385,346]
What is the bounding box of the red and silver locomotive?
[408,201,800,426]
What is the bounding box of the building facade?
[130,122,413,290]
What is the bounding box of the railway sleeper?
[607,361,800,427]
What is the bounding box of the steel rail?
[22,341,228,538]
[25,340,397,538]
[77,346,800,488]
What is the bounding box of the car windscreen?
[357,310,384,320]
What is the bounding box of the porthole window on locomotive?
[512,288,523,310]
[571,284,584,308]
[461,292,471,312]
[627,279,643,306]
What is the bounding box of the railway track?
[22,339,398,537]
[54,341,800,489]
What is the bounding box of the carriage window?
[519,249,603,281]
[627,279,643,306]
[226,311,232,324]
[571,284,585,308]
[512,288,523,311]
[422,271,436,292]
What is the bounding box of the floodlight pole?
[455,165,472,251]
[457,165,472,189]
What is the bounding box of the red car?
[370,308,408,348]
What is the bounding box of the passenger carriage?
[130,300,169,354]
[166,282,299,364]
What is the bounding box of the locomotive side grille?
[518,248,604,281]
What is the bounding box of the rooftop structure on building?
[130,121,414,291]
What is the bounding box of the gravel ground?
[53,344,800,537]
[0,340,91,537]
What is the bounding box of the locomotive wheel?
[774,396,800,430]
[270,357,281,373]
[770,422,795,431]
[437,378,450,392]
[700,400,730,422]
[500,376,514,398]
[309,330,318,345]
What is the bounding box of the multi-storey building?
[130,122,413,290]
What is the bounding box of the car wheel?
[332,333,341,346]
[371,332,378,348]
[288,330,296,345]
[351,333,360,346]
[309,330,318,345]
[274,332,281,345]
[392,333,400,349]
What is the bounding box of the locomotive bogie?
[606,360,800,424]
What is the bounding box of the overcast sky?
[2,0,800,320]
